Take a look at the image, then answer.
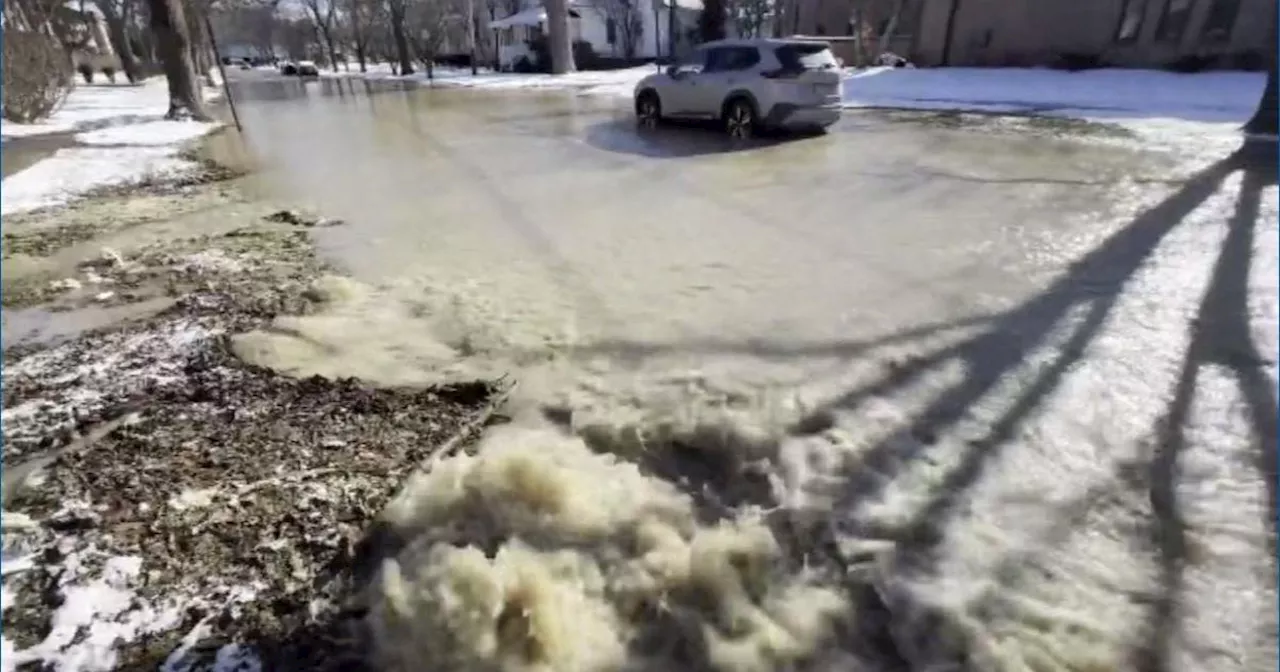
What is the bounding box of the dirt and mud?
[1,153,498,671]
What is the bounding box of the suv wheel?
[723,98,756,140]
[636,91,661,129]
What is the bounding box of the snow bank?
[843,66,1266,123]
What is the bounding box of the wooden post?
[203,13,243,133]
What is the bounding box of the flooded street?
[219,75,1276,672]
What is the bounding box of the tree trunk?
[146,0,210,119]
[185,1,215,85]
[324,32,339,70]
[96,4,142,82]
[1245,59,1278,136]
[544,0,575,73]
[389,2,414,75]
[1244,17,1277,136]
[940,0,961,66]
[876,0,905,58]
[352,11,368,73]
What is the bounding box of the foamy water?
[227,84,1278,671]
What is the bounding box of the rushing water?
[224,74,1279,672]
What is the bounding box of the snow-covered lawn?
[842,66,1266,124]
[1,78,226,215]
[1,77,223,140]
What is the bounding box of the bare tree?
[596,0,641,57]
[874,0,905,58]
[1244,18,1276,137]
[730,0,771,38]
[404,0,453,77]
[277,16,316,59]
[92,0,143,81]
[543,0,573,73]
[386,0,414,74]
[344,0,381,71]
[301,0,339,69]
[146,0,210,119]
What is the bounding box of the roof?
[697,37,834,48]
[489,6,581,28]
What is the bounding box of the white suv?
[633,38,844,138]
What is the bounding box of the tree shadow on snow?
[794,140,1278,666]
[1135,140,1278,672]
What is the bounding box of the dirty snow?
[0,146,201,215]
[1,544,184,672]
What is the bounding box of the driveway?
[224,75,1278,672]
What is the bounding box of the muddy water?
[226,77,1279,672]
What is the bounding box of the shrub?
[102,65,117,83]
[78,62,95,83]
[513,55,535,73]
[3,32,73,123]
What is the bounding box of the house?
[789,0,1273,69]
[489,0,701,70]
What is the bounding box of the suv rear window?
[775,43,839,72]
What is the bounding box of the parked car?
[296,60,320,77]
[633,38,843,138]
[279,61,298,75]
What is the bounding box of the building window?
[1114,0,1148,43]
[1155,0,1195,43]
[606,18,616,44]
[1199,0,1241,42]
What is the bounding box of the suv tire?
[723,97,757,140]
[636,90,662,129]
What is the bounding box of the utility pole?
[203,13,242,132]
[467,0,478,74]
[652,0,662,67]
[667,0,675,60]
